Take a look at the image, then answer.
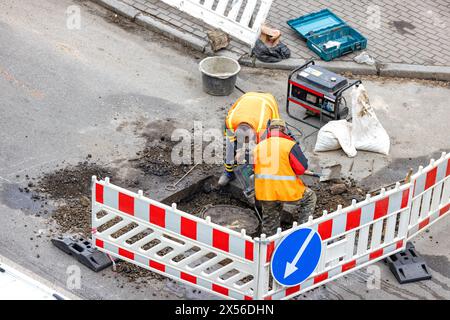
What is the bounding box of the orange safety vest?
[254,137,306,202]
[226,92,280,141]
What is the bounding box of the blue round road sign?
[271,228,322,287]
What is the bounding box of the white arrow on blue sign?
[271,228,323,287]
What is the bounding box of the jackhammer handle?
[304,170,321,178]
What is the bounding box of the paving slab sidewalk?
[92,0,450,80]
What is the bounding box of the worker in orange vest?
[219,92,280,186]
[253,119,317,235]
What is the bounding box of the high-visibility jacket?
[254,136,306,202]
[225,92,280,142]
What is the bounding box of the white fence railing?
[92,152,450,300]
[160,0,273,47]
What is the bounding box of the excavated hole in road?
[162,176,369,238]
[162,176,261,237]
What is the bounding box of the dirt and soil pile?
[37,161,115,236]
[114,261,165,282]
[134,139,192,177]
[34,161,164,282]
[35,119,220,236]
[133,121,218,178]
[311,178,368,218]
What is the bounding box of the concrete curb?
[92,0,450,82]
[239,56,379,76]
[379,63,450,82]
[91,0,140,20]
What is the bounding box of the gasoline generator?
[286,60,362,129]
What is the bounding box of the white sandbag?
[315,120,357,158]
[351,85,390,155]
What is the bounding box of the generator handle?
[335,79,362,99]
[288,59,315,81]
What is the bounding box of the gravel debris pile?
[311,178,368,218]
[33,161,162,282]
[37,161,114,236]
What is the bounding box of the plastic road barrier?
[407,156,450,239]
[92,177,259,300]
[92,152,450,300]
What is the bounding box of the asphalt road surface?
[0,0,449,300]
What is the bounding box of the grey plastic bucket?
[199,56,241,96]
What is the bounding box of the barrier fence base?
[385,242,432,285]
[52,235,114,272]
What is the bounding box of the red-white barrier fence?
[259,183,411,300]
[258,152,449,300]
[91,177,259,300]
[91,152,450,300]
[408,155,450,239]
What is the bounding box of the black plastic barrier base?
[52,235,114,272]
[385,242,432,284]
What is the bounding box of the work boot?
[218,172,235,187]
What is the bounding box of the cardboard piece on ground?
[260,25,281,47]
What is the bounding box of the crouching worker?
[253,119,317,236]
[219,92,280,186]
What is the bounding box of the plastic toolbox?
[287,9,367,61]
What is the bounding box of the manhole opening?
[162,176,264,237]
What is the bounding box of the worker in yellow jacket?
[219,92,280,186]
[253,119,317,235]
